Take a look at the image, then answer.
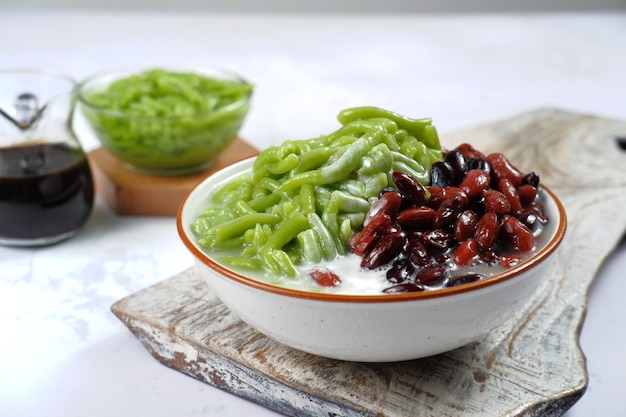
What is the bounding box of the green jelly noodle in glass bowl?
[77,67,253,175]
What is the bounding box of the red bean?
[483,189,511,216]
[433,195,465,229]
[350,214,392,256]
[474,211,500,250]
[309,268,342,287]
[426,186,469,209]
[361,230,407,269]
[449,192,469,210]
[486,153,523,187]
[459,169,491,199]
[396,206,436,230]
[454,143,485,160]
[453,238,480,266]
[498,178,523,215]
[502,216,534,252]
[364,191,403,225]
[482,189,511,215]
[422,229,454,251]
[407,238,432,267]
[386,259,415,283]
[448,273,484,287]
[454,209,479,242]
[517,184,538,205]
[392,171,428,206]
[426,186,445,208]
[415,264,448,286]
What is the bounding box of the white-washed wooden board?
[112,108,626,417]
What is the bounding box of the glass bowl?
[77,67,253,176]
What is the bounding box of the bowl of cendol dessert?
[177,106,567,362]
[77,67,253,175]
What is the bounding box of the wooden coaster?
[87,138,258,216]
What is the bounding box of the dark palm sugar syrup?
[0,142,94,243]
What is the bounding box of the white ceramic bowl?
[177,157,567,362]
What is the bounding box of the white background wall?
[3,0,626,13]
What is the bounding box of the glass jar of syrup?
[0,70,94,246]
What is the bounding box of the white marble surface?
[0,10,625,417]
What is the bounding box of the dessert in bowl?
[77,67,253,175]
[177,106,567,362]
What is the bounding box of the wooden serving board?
[112,109,626,416]
[88,138,258,216]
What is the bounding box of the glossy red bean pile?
[348,143,549,293]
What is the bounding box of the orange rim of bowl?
[177,159,567,304]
